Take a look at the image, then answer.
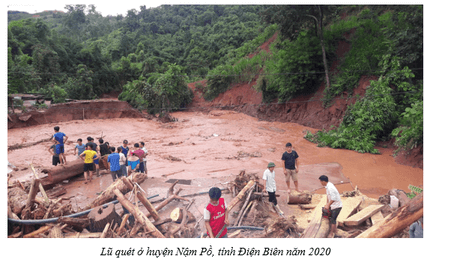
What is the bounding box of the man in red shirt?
[204,187,229,238]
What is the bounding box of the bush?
[391,100,423,151]
[38,84,68,103]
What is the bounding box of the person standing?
[204,187,229,238]
[48,144,60,166]
[117,146,127,177]
[121,140,130,164]
[87,137,100,176]
[281,142,300,193]
[131,143,145,173]
[262,162,283,216]
[53,126,68,165]
[107,147,121,182]
[319,175,343,238]
[74,138,86,156]
[80,144,97,184]
[139,141,148,174]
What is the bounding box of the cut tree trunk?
[113,188,165,238]
[287,190,312,204]
[336,196,363,227]
[40,159,85,189]
[87,203,121,232]
[58,217,90,231]
[121,177,161,222]
[84,173,147,210]
[302,196,327,238]
[23,225,52,238]
[356,192,423,238]
[170,208,196,223]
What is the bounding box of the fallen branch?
[23,225,52,238]
[235,183,256,226]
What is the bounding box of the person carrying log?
[281,142,300,193]
[80,143,97,184]
[262,162,283,216]
[52,126,68,165]
[319,175,343,238]
[204,187,229,238]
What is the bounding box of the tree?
[262,5,335,90]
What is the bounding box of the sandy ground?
[7,110,423,229]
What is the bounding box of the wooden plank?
[344,205,384,227]
[337,197,363,227]
[370,211,384,225]
[302,196,326,238]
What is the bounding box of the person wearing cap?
[281,142,300,193]
[319,175,343,238]
[263,162,283,215]
[204,187,229,238]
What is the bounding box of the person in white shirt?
[139,142,148,174]
[263,162,283,215]
[319,175,343,238]
[117,146,127,177]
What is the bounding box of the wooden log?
[238,201,253,226]
[337,197,363,227]
[298,204,317,210]
[228,230,242,238]
[153,218,172,227]
[344,205,384,227]
[44,197,63,219]
[26,178,41,209]
[23,225,52,238]
[357,193,423,238]
[227,180,255,211]
[235,183,256,226]
[64,232,101,238]
[29,164,49,205]
[49,226,64,238]
[47,185,67,199]
[41,159,85,185]
[154,188,189,212]
[113,188,165,238]
[7,202,20,220]
[170,208,196,223]
[100,223,110,238]
[117,214,130,235]
[314,217,330,238]
[302,196,327,238]
[370,211,384,225]
[84,173,147,210]
[87,203,121,232]
[130,223,143,236]
[135,186,161,221]
[8,231,23,238]
[287,190,312,204]
[8,187,29,215]
[57,217,90,231]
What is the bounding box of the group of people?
[204,142,344,238]
[49,126,149,184]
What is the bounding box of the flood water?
[8,110,423,200]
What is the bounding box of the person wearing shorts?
[319,175,343,238]
[281,142,300,193]
[131,143,145,173]
[53,126,68,165]
[262,162,283,215]
[80,144,97,184]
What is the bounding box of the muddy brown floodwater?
[8,110,423,211]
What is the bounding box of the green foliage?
[391,100,423,151]
[38,84,68,103]
[305,73,398,154]
[203,65,235,101]
[118,80,149,111]
[406,184,422,199]
[261,30,324,102]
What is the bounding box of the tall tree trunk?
[317,5,330,90]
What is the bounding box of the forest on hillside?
[8,5,423,154]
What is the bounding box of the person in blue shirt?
[53,126,68,165]
[107,147,121,182]
[74,138,86,156]
[409,217,423,238]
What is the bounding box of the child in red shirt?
[204,187,229,238]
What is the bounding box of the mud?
[8,110,423,207]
